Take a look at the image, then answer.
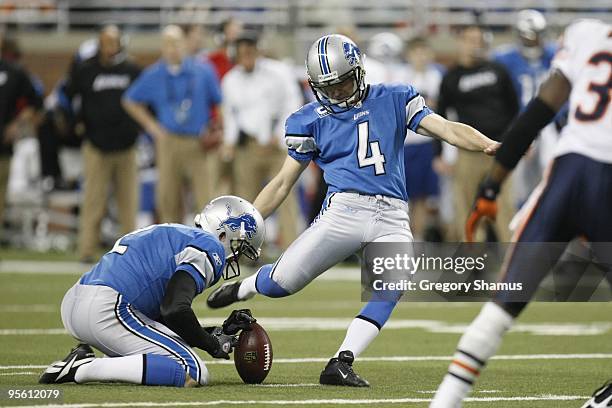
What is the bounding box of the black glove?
[222,309,257,335]
[204,326,236,360]
[476,177,501,202]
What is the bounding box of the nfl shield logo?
[244,351,258,362]
[343,42,361,66]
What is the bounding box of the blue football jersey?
[80,224,225,320]
[285,83,432,200]
[493,44,556,108]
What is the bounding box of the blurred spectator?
[182,23,225,192]
[208,18,243,79]
[182,23,207,60]
[123,25,222,223]
[221,33,302,249]
[0,32,43,235]
[64,25,141,261]
[402,36,444,241]
[366,31,406,83]
[493,9,557,205]
[435,25,519,242]
[37,38,100,191]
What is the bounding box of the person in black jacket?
[0,33,43,234]
[65,25,142,262]
[434,24,519,242]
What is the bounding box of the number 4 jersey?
[552,19,612,164]
[285,83,432,201]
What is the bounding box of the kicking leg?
[207,194,362,308]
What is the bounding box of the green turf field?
[0,257,610,407]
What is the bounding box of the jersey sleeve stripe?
[285,133,314,137]
[286,135,317,153]
[405,94,426,124]
[175,247,215,287]
[186,244,206,253]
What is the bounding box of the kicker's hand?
[204,326,236,360]
[466,177,500,242]
[223,309,256,335]
[484,141,501,156]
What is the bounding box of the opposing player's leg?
[208,193,364,307]
[432,156,582,407]
[41,284,207,387]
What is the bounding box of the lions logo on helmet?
[195,195,265,280]
[220,214,259,240]
[343,41,361,67]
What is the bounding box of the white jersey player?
[432,19,612,407]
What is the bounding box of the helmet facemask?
[309,66,365,114]
[223,224,261,280]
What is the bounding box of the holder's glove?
[222,309,257,335]
[204,326,236,360]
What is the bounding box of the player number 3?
[357,121,386,175]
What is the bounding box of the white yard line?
[417,390,501,394]
[2,318,611,336]
[0,371,37,376]
[0,261,88,275]
[3,353,612,371]
[0,262,359,280]
[11,395,590,408]
[0,304,56,313]
[251,383,321,388]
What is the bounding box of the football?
[233,322,273,384]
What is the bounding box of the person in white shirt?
[221,32,303,249]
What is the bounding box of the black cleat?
[39,343,95,384]
[581,379,612,408]
[207,281,242,309]
[319,350,370,387]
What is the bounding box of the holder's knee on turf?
[144,354,190,387]
[255,265,291,298]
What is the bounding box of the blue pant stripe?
[113,296,188,373]
[125,304,202,384]
[116,296,201,383]
[311,192,336,226]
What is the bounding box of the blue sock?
[357,290,402,328]
[255,264,290,297]
[143,354,186,387]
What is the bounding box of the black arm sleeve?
[495,97,557,170]
[159,271,219,353]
